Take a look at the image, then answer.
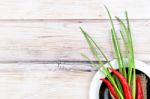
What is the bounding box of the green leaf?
[115,16,133,83]
[105,6,127,79]
[125,11,136,99]
[120,30,128,58]
[82,31,113,68]
[81,53,106,75]
[80,27,124,99]
[113,75,123,94]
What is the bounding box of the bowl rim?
[89,59,150,99]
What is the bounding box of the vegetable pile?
[80,6,143,99]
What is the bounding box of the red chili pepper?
[109,68,132,99]
[136,76,143,99]
[100,78,119,99]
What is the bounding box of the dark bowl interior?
[99,69,150,99]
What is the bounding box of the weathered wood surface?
[0,0,149,99]
[0,62,149,99]
[0,0,149,19]
[0,20,149,62]
[0,63,94,99]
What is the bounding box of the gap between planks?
[0,62,97,72]
[0,61,149,72]
[0,60,100,64]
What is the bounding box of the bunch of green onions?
[80,6,136,99]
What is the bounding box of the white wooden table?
[0,0,150,99]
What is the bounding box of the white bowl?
[89,60,150,99]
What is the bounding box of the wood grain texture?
[0,63,95,99]
[0,0,150,19]
[0,20,149,62]
[0,0,149,99]
[0,62,149,99]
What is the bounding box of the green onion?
[80,27,124,99]
[125,11,136,99]
[105,6,127,79]
[80,6,136,99]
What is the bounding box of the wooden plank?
[0,0,149,19]
[0,20,150,62]
[0,62,149,99]
[0,63,94,99]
